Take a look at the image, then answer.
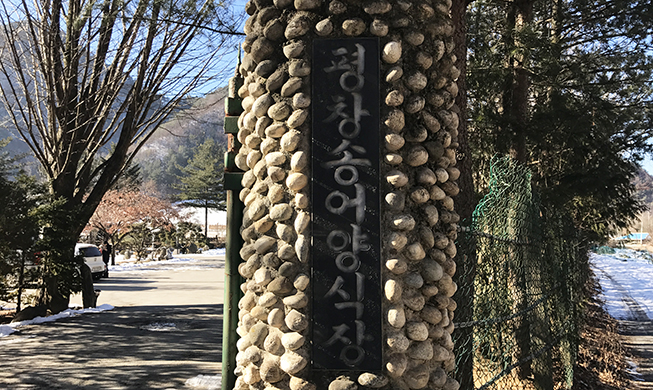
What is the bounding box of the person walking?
[101,241,112,277]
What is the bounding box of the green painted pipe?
[222,55,244,389]
[222,183,244,390]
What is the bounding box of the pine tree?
[456,3,652,383]
[0,168,42,312]
[466,0,653,239]
[175,138,226,237]
[0,138,55,312]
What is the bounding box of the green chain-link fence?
[453,156,589,390]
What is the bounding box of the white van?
[76,243,107,280]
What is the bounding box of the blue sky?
[193,0,248,94]
[640,155,653,175]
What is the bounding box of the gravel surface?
[621,320,653,389]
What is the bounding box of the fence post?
[453,230,476,390]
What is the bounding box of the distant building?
[613,233,650,243]
[207,224,227,241]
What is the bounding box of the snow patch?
[201,248,226,256]
[627,359,645,381]
[592,249,653,319]
[185,374,221,389]
[109,252,225,273]
[0,304,114,338]
[140,322,177,331]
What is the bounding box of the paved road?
[0,255,225,390]
[73,256,225,307]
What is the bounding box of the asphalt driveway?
[0,255,225,389]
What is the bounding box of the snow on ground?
[109,248,225,273]
[0,304,114,338]
[140,322,178,332]
[113,247,225,264]
[185,374,221,389]
[201,248,226,256]
[592,248,653,319]
[108,256,215,273]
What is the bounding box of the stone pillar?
[233,1,461,389]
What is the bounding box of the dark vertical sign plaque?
[311,38,381,372]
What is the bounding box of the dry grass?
[471,274,632,390]
[473,359,538,390]
[573,279,631,390]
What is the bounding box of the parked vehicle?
[76,243,107,280]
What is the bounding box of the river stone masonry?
[234,0,461,389]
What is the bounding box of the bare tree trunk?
[505,0,534,164]
[35,207,85,313]
[503,0,535,380]
[452,1,477,388]
[36,276,70,314]
[81,263,97,309]
[205,200,209,238]
[16,251,26,313]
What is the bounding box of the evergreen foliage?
[140,143,193,197]
[0,144,43,309]
[176,138,226,210]
[634,169,653,206]
[138,128,227,197]
[174,137,226,236]
[32,198,85,308]
[0,139,81,312]
[136,88,229,197]
[466,0,653,239]
[123,223,155,261]
[112,162,143,192]
[156,221,206,250]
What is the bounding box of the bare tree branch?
[0,0,244,236]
